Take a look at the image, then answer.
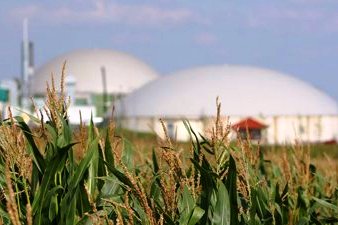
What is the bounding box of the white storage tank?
[116,65,338,144]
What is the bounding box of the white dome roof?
[30,49,158,95]
[119,65,338,117]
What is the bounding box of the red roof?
[232,117,268,130]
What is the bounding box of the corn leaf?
[211,181,230,225]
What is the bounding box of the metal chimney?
[21,18,34,110]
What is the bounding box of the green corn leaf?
[44,122,58,143]
[97,143,107,191]
[48,194,58,222]
[149,179,162,206]
[104,127,114,168]
[122,139,134,170]
[320,217,338,224]
[76,183,92,217]
[56,111,72,147]
[104,161,134,188]
[44,186,63,207]
[200,135,214,155]
[85,115,100,197]
[192,156,216,224]
[88,113,96,141]
[33,143,75,225]
[31,164,41,194]
[249,188,257,222]
[211,181,230,225]
[183,120,201,160]
[226,155,239,225]
[274,183,281,204]
[68,137,98,191]
[274,203,283,225]
[97,177,121,201]
[131,195,149,225]
[178,186,195,225]
[312,197,338,212]
[66,187,79,225]
[297,217,309,225]
[256,188,273,221]
[188,207,205,225]
[183,120,194,145]
[0,207,10,224]
[152,149,159,175]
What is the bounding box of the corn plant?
[0,73,337,224]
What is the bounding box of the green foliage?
[0,104,337,225]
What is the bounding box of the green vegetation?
[0,77,337,225]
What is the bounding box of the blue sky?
[1,0,338,100]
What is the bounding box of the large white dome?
[30,49,158,95]
[119,65,338,117]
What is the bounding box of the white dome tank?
[30,49,158,95]
[120,65,338,117]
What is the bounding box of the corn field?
[0,77,337,225]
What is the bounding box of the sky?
[1,0,338,100]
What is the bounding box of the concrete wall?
[259,115,338,144]
[218,115,338,144]
[122,115,338,144]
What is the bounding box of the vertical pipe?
[21,18,29,109]
[101,66,108,114]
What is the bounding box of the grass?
[0,70,337,224]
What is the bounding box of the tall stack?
[21,18,34,110]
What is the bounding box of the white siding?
[123,115,338,144]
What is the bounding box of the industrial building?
[116,65,338,144]
[1,19,338,144]
[0,19,159,124]
[30,49,159,124]
[1,48,158,124]
[0,19,33,118]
